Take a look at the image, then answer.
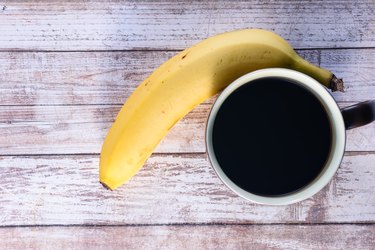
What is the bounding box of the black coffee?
[212,77,332,196]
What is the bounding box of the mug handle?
[341,100,375,130]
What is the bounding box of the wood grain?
[1,153,374,225]
[1,225,374,250]
[0,1,375,51]
[0,104,206,155]
[1,49,374,106]
[1,0,374,247]
[0,50,172,106]
[1,103,375,155]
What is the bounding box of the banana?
[100,28,344,190]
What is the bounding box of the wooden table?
[1,1,374,249]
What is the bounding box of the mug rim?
[205,68,346,205]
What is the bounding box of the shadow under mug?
[206,68,375,205]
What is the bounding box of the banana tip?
[100,181,113,191]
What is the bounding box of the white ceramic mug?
[206,68,375,205]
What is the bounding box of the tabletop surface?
[1,1,374,249]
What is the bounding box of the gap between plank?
[0,101,357,108]
[1,46,375,53]
[0,151,373,157]
[0,222,374,228]
[0,103,123,107]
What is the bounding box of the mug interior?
[205,68,346,205]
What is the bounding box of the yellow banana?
[100,29,344,190]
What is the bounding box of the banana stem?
[292,57,345,92]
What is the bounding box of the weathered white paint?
[0,1,374,247]
[1,225,374,250]
[1,103,374,155]
[1,50,375,105]
[0,1,374,50]
[0,153,374,225]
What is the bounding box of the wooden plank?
[0,49,374,106]
[0,50,316,105]
[1,103,375,155]
[0,1,375,51]
[0,153,374,225]
[1,225,374,250]
[0,104,208,154]
[0,50,175,106]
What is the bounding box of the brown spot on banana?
[181,52,189,59]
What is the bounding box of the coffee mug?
[206,68,375,205]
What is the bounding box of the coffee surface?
[212,77,332,196]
